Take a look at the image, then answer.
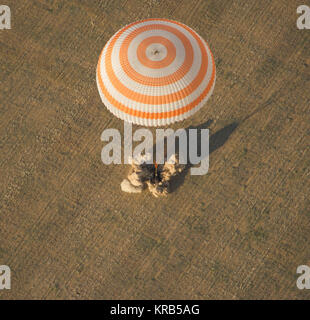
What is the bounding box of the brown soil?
[0,0,309,299]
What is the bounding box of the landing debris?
[121,153,185,197]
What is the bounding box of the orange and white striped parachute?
[96,18,216,126]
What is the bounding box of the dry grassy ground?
[0,0,310,299]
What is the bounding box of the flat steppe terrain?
[0,0,309,299]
